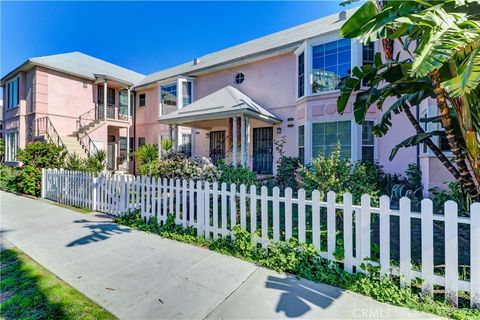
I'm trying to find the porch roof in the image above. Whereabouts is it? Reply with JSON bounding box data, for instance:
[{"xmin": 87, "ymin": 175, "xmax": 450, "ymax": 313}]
[{"xmin": 157, "ymin": 86, "xmax": 282, "ymax": 126}]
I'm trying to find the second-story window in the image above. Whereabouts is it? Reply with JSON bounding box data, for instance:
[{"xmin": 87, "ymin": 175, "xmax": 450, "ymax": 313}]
[
  {"xmin": 297, "ymin": 52, "xmax": 305, "ymax": 98},
  {"xmin": 139, "ymin": 93, "xmax": 146, "ymax": 107},
  {"xmin": 312, "ymin": 39, "xmax": 351, "ymax": 94},
  {"xmin": 161, "ymin": 83, "xmax": 177, "ymax": 115},
  {"xmin": 362, "ymin": 42, "xmax": 375, "ymax": 86},
  {"xmin": 6, "ymin": 77, "xmax": 19, "ymax": 110},
  {"xmin": 182, "ymin": 81, "xmax": 192, "ymax": 106}
]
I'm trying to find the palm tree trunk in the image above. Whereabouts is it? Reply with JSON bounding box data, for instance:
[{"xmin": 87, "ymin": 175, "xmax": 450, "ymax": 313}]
[
  {"xmin": 403, "ymin": 105, "xmax": 462, "ymax": 181},
  {"xmin": 430, "ymin": 70, "xmax": 480, "ymax": 200}
]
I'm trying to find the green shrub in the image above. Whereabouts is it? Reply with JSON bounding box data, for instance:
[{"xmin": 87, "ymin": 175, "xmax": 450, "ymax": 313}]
[
  {"xmin": 0, "ymin": 165, "xmax": 21, "ymax": 193},
  {"xmin": 141, "ymin": 152, "xmax": 219, "ymax": 182},
  {"xmin": 300, "ymin": 146, "xmax": 379, "ymax": 204},
  {"xmin": 17, "ymin": 142, "xmax": 67, "ymax": 169},
  {"xmin": 274, "ymin": 137, "xmax": 301, "ymax": 190},
  {"xmin": 18, "ymin": 165, "xmax": 41, "ymax": 196},
  {"xmin": 217, "ymin": 161, "xmax": 256, "ymax": 186}
]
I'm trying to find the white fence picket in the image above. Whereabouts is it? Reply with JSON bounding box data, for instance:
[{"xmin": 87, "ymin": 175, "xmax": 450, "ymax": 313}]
[
  {"xmin": 343, "ymin": 193, "xmax": 353, "ymax": 273},
  {"xmin": 379, "ymin": 195, "xmax": 390, "ymax": 277},
  {"xmin": 421, "ymin": 198, "xmax": 434, "ymax": 297},
  {"xmin": 230, "ymin": 183, "xmax": 237, "ymax": 238},
  {"xmin": 285, "ymin": 187, "xmax": 292, "ymax": 241},
  {"xmin": 327, "ymin": 191, "xmax": 336, "ymax": 260},
  {"xmin": 40, "ymin": 169, "xmax": 480, "ymax": 308},
  {"xmin": 471, "ymin": 203, "xmax": 480, "ymax": 309},
  {"xmin": 261, "ymin": 186, "xmax": 268, "ymax": 248},
  {"xmin": 399, "ymin": 197, "xmax": 411, "ymax": 288},
  {"xmin": 444, "ymin": 200, "xmax": 458, "ymax": 306},
  {"xmin": 311, "ymin": 190, "xmax": 320, "ymax": 250},
  {"xmin": 272, "ymin": 187, "xmax": 280, "ymax": 241},
  {"xmin": 298, "ymin": 189, "xmax": 306, "ymax": 243}
]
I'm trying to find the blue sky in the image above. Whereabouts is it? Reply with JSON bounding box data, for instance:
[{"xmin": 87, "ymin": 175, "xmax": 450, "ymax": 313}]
[{"xmin": 1, "ymin": 1, "xmax": 360, "ymax": 77}]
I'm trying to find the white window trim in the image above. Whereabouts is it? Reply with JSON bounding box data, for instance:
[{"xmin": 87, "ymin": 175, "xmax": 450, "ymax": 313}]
[
  {"xmin": 310, "ymin": 119, "xmax": 355, "ymax": 161},
  {"xmin": 6, "ymin": 76, "xmax": 20, "ymax": 110},
  {"xmin": 360, "ymin": 119, "xmax": 378, "ymax": 162},
  {"xmin": 294, "ymin": 41, "xmax": 307, "ymax": 101},
  {"xmin": 158, "ymin": 77, "xmax": 195, "ymax": 118},
  {"xmin": 5, "ymin": 130, "xmax": 19, "ymax": 162},
  {"xmin": 300, "ymin": 32, "xmax": 360, "ymax": 98}
]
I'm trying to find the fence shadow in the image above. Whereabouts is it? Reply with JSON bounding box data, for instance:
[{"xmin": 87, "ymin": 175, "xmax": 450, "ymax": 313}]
[
  {"xmin": 66, "ymin": 220, "xmax": 131, "ymax": 247},
  {"xmin": 265, "ymin": 275, "xmax": 342, "ymax": 317}
]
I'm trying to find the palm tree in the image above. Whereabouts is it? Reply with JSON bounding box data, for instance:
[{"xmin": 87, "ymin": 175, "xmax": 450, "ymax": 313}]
[{"xmin": 338, "ymin": 0, "xmax": 480, "ymax": 199}]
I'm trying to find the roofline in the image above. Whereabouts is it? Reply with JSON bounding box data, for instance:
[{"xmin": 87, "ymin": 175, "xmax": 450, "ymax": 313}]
[
  {"xmin": 135, "ymin": 41, "xmax": 302, "ymax": 89},
  {"xmin": 158, "ymin": 108, "xmax": 281, "ymax": 125}
]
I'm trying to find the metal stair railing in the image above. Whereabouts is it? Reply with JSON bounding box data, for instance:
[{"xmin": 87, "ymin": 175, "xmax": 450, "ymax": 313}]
[
  {"xmin": 36, "ymin": 117, "xmax": 66, "ymax": 149},
  {"xmin": 76, "ymin": 106, "xmax": 100, "ymax": 156}
]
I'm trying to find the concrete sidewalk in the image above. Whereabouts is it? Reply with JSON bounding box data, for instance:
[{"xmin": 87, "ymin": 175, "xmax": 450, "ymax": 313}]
[{"xmin": 0, "ymin": 191, "xmax": 441, "ymax": 319}]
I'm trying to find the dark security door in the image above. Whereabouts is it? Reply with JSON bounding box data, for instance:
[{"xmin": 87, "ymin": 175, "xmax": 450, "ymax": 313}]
[
  {"xmin": 209, "ymin": 131, "xmax": 225, "ymax": 166},
  {"xmin": 253, "ymin": 127, "xmax": 273, "ymax": 174}
]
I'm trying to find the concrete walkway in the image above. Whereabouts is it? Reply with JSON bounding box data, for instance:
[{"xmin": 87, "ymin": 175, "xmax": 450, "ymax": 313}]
[{"xmin": 0, "ymin": 191, "xmax": 441, "ymax": 319}]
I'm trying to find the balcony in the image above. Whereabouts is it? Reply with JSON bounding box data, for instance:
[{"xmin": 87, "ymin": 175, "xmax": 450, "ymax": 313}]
[{"xmin": 96, "ymin": 103, "xmax": 130, "ymax": 122}]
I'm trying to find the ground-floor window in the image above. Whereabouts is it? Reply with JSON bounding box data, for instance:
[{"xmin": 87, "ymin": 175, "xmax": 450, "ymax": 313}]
[
  {"xmin": 180, "ymin": 133, "xmax": 192, "ymax": 157},
  {"xmin": 298, "ymin": 125, "xmax": 305, "ymax": 164},
  {"xmin": 138, "ymin": 137, "xmax": 146, "ymax": 148},
  {"xmin": 119, "ymin": 137, "xmax": 127, "ymax": 162},
  {"xmin": 5, "ymin": 130, "xmax": 19, "ymax": 162},
  {"xmin": 312, "ymin": 121, "xmax": 351, "ymax": 159},
  {"xmin": 362, "ymin": 121, "xmax": 375, "ymax": 162}
]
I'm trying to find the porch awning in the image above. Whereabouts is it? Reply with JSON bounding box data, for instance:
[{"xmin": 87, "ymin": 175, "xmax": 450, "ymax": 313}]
[{"xmin": 157, "ymin": 85, "xmax": 282, "ymax": 125}]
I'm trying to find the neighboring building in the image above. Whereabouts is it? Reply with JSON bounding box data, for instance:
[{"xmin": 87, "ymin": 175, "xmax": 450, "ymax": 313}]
[
  {"xmin": 0, "ymin": 99, "xmax": 3, "ymax": 139},
  {"xmin": 0, "ymin": 9, "xmax": 452, "ymax": 193}
]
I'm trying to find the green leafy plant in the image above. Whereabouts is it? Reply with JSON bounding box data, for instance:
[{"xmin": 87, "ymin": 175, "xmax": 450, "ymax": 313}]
[
  {"xmin": 217, "ymin": 161, "xmax": 257, "ymax": 186},
  {"xmin": 0, "ymin": 138, "xmax": 5, "ymax": 164},
  {"xmin": 0, "ymin": 165, "xmax": 21, "ymax": 193},
  {"xmin": 18, "ymin": 165, "xmax": 41, "ymax": 196},
  {"xmin": 135, "ymin": 144, "xmax": 158, "ymax": 166},
  {"xmin": 85, "ymin": 150, "xmax": 106, "ymax": 175},
  {"xmin": 274, "ymin": 137, "xmax": 301, "ymax": 191},
  {"xmin": 160, "ymin": 138, "xmax": 173, "ymax": 153},
  {"xmin": 300, "ymin": 146, "xmax": 379, "ymax": 204},
  {"xmin": 17, "ymin": 142, "xmax": 67, "ymax": 169},
  {"xmin": 64, "ymin": 153, "xmax": 85, "ymax": 171}
]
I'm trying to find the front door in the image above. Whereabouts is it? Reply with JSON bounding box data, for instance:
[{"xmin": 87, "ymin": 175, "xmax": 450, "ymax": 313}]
[
  {"xmin": 107, "ymin": 135, "xmax": 115, "ymax": 170},
  {"xmin": 253, "ymin": 127, "xmax": 273, "ymax": 174},
  {"xmin": 209, "ymin": 131, "xmax": 225, "ymax": 166}
]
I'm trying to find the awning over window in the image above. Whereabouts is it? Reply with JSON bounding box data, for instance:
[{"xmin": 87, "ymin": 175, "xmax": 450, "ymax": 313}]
[{"xmin": 157, "ymin": 85, "xmax": 282, "ymax": 125}]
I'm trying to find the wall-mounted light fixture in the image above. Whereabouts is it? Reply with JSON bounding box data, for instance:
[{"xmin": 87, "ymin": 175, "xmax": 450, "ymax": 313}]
[
  {"xmin": 206, "ymin": 133, "xmax": 210, "ymax": 139},
  {"xmin": 287, "ymin": 124, "xmax": 294, "ymax": 128},
  {"xmin": 83, "ymin": 82, "xmax": 88, "ymax": 88},
  {"xmin": 276, "ymin": 127, "xmax": 282, "ymax": 134},
  {"xmin": 287, "ymin": 117, "xmax": 294, "ymax": 122}
]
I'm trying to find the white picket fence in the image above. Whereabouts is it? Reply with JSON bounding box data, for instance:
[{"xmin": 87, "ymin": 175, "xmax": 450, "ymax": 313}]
[{"xmin": 41, "ymin": 168, "xmax": 480, "ymax": 309}]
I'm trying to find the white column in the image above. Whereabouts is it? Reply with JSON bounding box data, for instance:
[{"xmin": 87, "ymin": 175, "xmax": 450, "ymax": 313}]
[
  {"xmin": 103, "ymin": 80, "xmax": 108, "ymax": 120},
  {"xmin": 127, "ymin": 87, "xmax": 131, "ymax": 119},
  {"xmin": 173, "ymin": 124, "xmax": 179, "ymax": 151},
  {"xmin": 304, "ymin": 107, "xmax": 312, "ymax": 164},
  {"xmin": 245, "ymin": 116, "xmax": 251, "ymax": 169},
  {"xmin": 240, "ymin": 115, "xmax": 246, "ymax": 167},
  {"xmin": 232, "ymin": 117, "xmax": 238, "ymax": 166},
  {"xmin": 126, "ymin": 127, "xmax": 130, "ymax": 169},
  {"xmin": 177, "ymin": 78, "xmax": 184, "ymax": 110}
]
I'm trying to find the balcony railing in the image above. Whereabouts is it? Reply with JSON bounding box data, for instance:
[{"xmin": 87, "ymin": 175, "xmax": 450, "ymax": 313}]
[{"xmin": 96, "ymin": 103, "xmax": 130, "ymax": 121}]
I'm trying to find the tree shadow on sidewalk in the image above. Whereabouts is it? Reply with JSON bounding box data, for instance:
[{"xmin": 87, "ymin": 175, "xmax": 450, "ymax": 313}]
[
  {"xmin": 66, "ymin": 219, "xmax": 131, "ymax": 247},
  {"xmin": 266, "ymin": 275, "xmax": 343, "ymax": 318}
]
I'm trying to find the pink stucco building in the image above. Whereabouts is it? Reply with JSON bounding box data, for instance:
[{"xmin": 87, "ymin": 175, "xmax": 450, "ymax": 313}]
[{"xmin": 1, "ymin": 9, "xmax": 452, "ymax": 193}]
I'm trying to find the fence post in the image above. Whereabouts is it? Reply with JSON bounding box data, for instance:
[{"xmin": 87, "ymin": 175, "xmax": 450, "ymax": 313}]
[
  {"xmin": 196, "ymin": 181, "xmax": 204, "ymax": 237},
  {"xmin": 471, "ymin": 203, "xmax": 480, "ymax": 309},
  {"xmin": 327, "ymin": 191, "xmax": 336, "ymax": 261},
  {"xmin": 343, "ymin": 192, "xmax": 353, "ymax": 273},
  {"xmin": 41, "ymin": 168, "xmax": 46, "ymax": 198}
]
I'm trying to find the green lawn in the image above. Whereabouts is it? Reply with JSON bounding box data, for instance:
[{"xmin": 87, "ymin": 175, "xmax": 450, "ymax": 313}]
[{"xmin": 0, "ymin": 247, "xmax": 116, "ymax": 320}]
